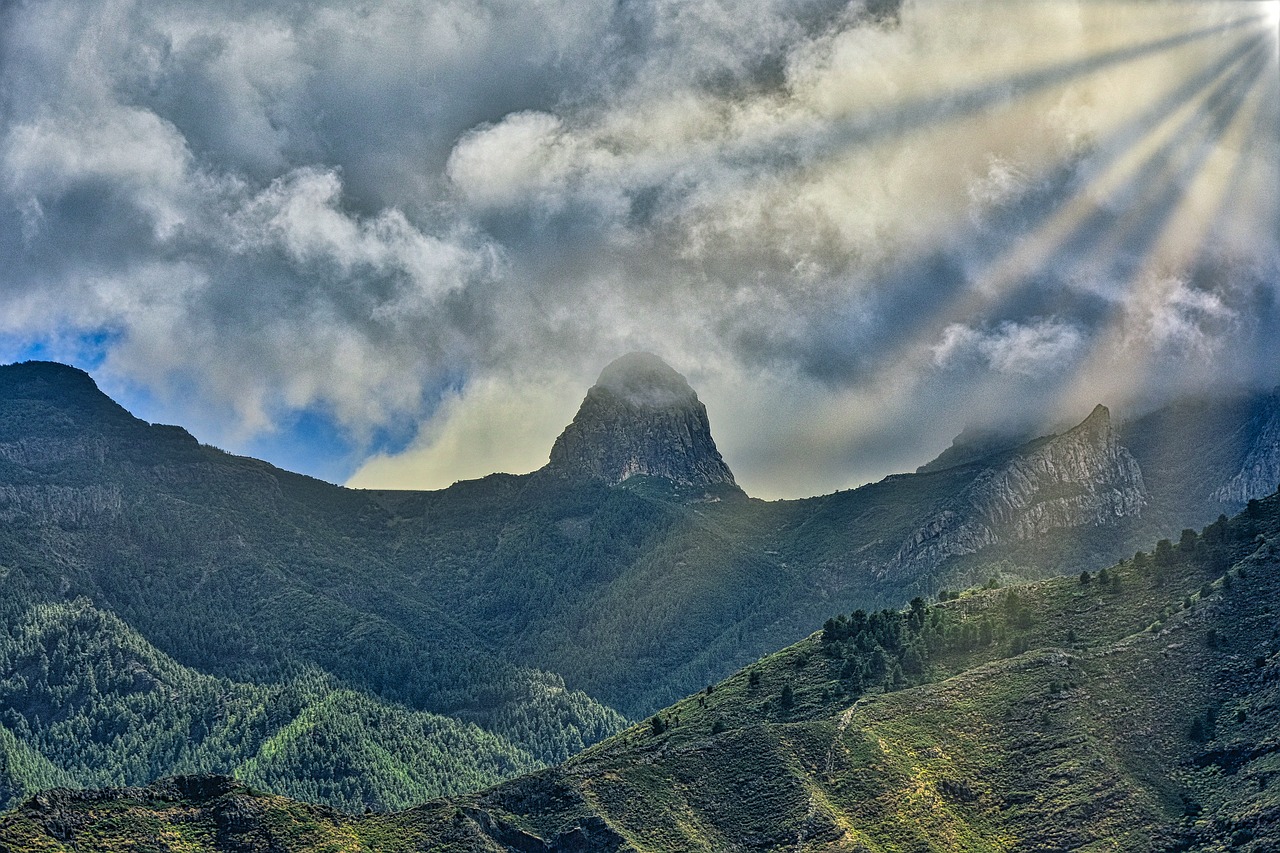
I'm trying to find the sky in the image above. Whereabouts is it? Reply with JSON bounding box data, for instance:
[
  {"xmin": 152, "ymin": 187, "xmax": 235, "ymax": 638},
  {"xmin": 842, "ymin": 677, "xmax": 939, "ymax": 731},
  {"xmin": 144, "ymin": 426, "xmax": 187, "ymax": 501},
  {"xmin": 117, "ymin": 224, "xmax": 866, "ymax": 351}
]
[{"xmin": 1, "ymin": 0, "xmax": 1277, "ymax": 499}]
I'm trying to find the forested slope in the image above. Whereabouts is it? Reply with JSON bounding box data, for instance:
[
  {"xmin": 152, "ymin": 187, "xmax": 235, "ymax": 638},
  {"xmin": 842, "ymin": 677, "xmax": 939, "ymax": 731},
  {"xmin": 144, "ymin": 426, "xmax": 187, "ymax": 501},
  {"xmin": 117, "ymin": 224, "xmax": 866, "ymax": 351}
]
[{"xmin": 0, "ymin": 596, "xmax": 540, "ymax": 812}]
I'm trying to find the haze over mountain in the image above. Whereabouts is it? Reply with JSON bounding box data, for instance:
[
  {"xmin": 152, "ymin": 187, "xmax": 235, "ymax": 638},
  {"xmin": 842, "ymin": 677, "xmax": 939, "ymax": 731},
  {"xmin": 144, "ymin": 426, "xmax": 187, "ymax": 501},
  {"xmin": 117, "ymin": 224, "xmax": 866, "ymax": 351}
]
[
  {"xmin": 545, "ymin": 353, "xmax": 739, "ymax": 491},
  {"xmin": 1, "ymin": 354, "xmax": 1279, "ymax": 820}
]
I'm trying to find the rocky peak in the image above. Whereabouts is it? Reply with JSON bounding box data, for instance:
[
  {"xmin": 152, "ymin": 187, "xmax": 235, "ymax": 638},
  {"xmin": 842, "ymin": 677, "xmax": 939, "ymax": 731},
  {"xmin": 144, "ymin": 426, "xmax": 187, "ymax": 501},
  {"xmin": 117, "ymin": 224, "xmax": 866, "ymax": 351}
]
[
  {"xmin": 887, "ymin": 403, "xmax": 1148, "ymax": 577},
  {"xmin": 545, "ymin": 353, "xmax": 739, "ymax": 491},
  {"xmin": 978, "ymin": 403, "xmax": 1146, "ymax": 525},
  {"xmin": 593, "ymin": 352, "xmax": 699, "ymax": 406},
  {"xmin": 1068, "ymin": 403, "xmax": 1111, "ymax": 437}
]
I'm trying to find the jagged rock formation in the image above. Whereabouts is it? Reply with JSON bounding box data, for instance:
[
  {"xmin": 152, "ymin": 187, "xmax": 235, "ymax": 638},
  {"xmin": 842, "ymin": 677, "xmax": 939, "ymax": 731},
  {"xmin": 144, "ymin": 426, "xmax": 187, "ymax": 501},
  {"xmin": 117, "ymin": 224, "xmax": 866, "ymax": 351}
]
[
  {"xmin": 888, "ymin": 405, "xmax": 1147, "ymax": 577},
  {"xmin": 544, "ymin": 353, "xmax": 739, "ymax": 491}
]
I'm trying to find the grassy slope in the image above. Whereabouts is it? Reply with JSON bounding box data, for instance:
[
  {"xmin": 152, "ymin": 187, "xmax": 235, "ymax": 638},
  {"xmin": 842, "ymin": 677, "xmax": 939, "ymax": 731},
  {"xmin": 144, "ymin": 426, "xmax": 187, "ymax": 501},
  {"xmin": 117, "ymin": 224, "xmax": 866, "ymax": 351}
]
[
  {"xmin": 6, "ymin": 493, "xmax": 1278, "ymax": 851},
  {"xmin": 510, "ymin": 497, "xmax": 1275, "ymax": 851}
]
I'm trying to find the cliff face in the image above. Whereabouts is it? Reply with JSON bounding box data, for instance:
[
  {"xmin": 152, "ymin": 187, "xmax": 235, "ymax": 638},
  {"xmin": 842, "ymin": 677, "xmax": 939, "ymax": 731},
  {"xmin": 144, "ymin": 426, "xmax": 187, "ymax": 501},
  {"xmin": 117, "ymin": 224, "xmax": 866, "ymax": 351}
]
[
  {"xmin": 1213, "ymin": 393, "xmax": 1280, "ymax": 506},
  {"xmin": 545, "ymin": 353, "xmax": 739, "ymax": 491},
  {"xmin": 888, "ymin": 405, "xmax": 1147, "ymax": 576}
]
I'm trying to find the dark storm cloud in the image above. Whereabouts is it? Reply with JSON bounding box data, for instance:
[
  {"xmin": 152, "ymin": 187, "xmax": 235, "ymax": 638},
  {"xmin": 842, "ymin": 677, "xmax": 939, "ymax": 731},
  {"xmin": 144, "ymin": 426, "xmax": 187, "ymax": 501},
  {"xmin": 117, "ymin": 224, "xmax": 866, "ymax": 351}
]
[{"xmin": 0, "ymin": 0, "xmax": 1276, "ymax": 497}]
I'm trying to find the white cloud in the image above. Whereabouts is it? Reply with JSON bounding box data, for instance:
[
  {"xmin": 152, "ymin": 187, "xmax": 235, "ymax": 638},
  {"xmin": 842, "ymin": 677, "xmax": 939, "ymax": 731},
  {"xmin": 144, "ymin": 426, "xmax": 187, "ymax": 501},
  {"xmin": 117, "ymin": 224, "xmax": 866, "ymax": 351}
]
[
  {"xmin": 4, "ymin": 106, "xmax": 195, "ymax": 237},
  {"xmin": 0, "ymin": 0, "xmax": 1276, "ymax": 495},
  {"xmin": 934, "ymin": 319, "xmax": 1087, "ymax": 378},
  {"xmin": 447, "ymin": 112, "xmax": 572, "ymax": 206},
  {"xmin": 348, "ymin": 373, "xmax": 587, "ymax": 490},
  {"xmin": 235, "ymin": 167, "xmax": 485, "ymax": 299},
  {"xmin": 1126, "ymin": 274, "xmax": 1238, "ymax": 359}
]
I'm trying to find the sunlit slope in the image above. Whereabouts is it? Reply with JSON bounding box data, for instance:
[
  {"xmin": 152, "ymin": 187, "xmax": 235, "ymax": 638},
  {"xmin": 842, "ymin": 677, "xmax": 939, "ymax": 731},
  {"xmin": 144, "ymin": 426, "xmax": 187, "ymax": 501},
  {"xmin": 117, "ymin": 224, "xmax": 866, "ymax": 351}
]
[
  {"xmin": 6, "ymin": 491, "xmax": 1279, "ymax": 850},
  {"xmin": 423, "ymin": 496, "xmax": 1277, "ymax": 851}
]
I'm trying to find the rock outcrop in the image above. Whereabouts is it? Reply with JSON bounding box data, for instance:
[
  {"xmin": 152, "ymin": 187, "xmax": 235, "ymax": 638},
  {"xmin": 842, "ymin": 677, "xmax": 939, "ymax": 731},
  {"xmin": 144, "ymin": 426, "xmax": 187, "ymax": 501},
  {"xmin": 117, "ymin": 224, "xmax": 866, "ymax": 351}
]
[
  {"xmin": 544, "ymin": 353, "xmax": 739, "ymax": 491},
  {"xmin": 1212, "ymin": 392, "xmax": 1280, "ymax": 506},
  {"xmin": 888, "ymin": 405, "xmax": 1147, "ymax": 577}
]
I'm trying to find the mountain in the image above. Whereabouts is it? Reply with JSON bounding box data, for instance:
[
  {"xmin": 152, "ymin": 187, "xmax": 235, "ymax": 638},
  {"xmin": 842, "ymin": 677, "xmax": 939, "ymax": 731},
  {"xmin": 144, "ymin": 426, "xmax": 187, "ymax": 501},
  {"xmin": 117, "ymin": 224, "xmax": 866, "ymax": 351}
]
[
  {"xmin": 0, "ymin": 360, "xmax": 626, "ymax": 809},
  {"xmin": 885, "ymin": 404, "xmax": 1147, "ymax": 580},
  {"xmin": 7, "ymin": 489, "xmax": 1278, "ymax": 851},
  {"xmin": 545, "ymin": 352, "xmax": 739, "ymax": 493},
  {"xmin": 0, "ymin": 357, "xmax": 1278, "ymax": 814},
  {"xmin": 1121, "ymin": 387, "xmax": 1280, "ymax": 527}
]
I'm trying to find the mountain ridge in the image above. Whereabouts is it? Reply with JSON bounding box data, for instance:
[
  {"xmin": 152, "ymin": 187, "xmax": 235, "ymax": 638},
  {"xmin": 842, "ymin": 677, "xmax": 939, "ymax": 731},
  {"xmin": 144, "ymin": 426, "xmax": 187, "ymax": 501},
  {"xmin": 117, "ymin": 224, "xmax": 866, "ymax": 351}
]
[
  {"xmin": 1, "ymin": 356, "xmax": 1279, "ymax": 816},
  {"xmin": 884, "ymin": 403, "xmax": 1147, "ymax": 581}
]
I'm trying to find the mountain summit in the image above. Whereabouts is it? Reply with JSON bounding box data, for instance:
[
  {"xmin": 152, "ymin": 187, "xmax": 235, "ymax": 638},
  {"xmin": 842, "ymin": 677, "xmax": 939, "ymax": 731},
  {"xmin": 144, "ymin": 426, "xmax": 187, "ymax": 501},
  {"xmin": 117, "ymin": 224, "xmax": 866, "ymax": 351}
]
[{"xmin": 545, "ymin": 352, "xmax": 739, "ymax": 491}]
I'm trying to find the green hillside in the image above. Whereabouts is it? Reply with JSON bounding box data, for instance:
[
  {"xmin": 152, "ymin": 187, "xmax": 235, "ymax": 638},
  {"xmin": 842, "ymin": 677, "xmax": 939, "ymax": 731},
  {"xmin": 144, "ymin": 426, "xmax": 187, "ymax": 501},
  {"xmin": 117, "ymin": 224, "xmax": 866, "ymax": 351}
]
[
  {"xmin": 6, "ymin": 490, "xmax": 1279, "ymax": 850},
  {"xmin": 2, "ymin": 359, "xmax": 1277, "ymax": 815},
  {"xmin": 0, "ymin": 596, "xmax": 541, "ymax": 813},
  {"xmin": 0, "ymin": 362, "xmax": 628, "ymax": 789}
]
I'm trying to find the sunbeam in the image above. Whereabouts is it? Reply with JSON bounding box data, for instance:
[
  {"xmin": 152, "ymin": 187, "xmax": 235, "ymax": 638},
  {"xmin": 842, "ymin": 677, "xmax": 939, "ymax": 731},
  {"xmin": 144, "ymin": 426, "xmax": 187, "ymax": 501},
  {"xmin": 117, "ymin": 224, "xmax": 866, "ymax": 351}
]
[{"xmin": 765, "ymin": 0, "xmax": 1280, "ymax": 481}]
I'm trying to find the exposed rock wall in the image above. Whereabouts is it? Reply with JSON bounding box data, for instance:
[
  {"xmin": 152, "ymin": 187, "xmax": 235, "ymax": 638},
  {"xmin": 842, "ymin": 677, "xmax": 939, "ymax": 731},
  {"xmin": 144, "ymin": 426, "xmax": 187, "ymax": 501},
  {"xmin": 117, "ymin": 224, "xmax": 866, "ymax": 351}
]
[
  {"xmin": 0, "ymin": 436, "xmax": 110, "ymax": 466},
  {"xmin": 1213, "ymin": 400, "xmax": 1280, "ymax": 506},
  {"xmin": 545, "ymin": 353, "xmax": 738, "ymax": 490},
  {"xmin": 887, "ymin": 405, "xmax": 1147, "ymax": 577},
  {"xmin": 0, "ymin": 484, "xmax": 123, "ymax": 525}
]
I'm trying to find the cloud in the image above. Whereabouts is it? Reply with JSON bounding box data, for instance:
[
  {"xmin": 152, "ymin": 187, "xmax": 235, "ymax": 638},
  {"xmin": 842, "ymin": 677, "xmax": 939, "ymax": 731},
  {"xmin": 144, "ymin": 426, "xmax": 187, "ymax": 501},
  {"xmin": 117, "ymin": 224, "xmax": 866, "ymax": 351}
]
[
  {"xmin": 4, "ymin": 106, "xmax": 193, "ymax": 236},
  {"xmin": 348, "ymin": 372, "xmax": 587, "ymax": 489},
  {"xmin": 0, "ymin": 0, "xmax": 1276, "ymax": 497},
  {"xmin": 933, "ymin": 319, "xmax": 1087, "ymax": 378},
  {"xmin": 448, "ymin": 112, "xmax": 572, "ymax": 207}
]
